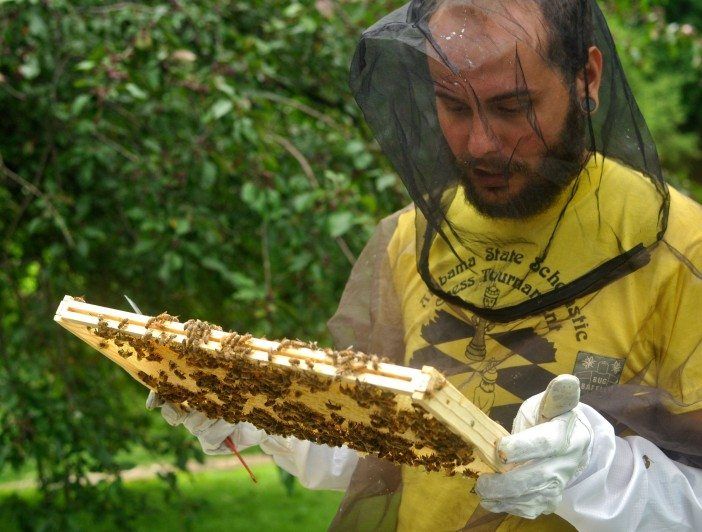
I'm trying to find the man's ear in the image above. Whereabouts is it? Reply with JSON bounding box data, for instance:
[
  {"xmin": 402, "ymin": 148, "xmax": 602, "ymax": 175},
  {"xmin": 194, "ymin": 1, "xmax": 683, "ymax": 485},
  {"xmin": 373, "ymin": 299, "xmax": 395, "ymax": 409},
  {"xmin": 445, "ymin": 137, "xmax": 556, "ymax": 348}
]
[{"xmin": 577, "ymin": 46, "xmax": 603, "ymax": 108}]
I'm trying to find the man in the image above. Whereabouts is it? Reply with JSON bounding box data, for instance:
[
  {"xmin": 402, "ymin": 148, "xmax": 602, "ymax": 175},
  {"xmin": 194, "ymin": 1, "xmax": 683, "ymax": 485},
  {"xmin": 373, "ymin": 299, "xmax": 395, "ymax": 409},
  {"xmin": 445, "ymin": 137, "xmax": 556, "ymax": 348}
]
[{"xmin": 153, "ymin": 0, "xmax": 702, "ymax": 529}]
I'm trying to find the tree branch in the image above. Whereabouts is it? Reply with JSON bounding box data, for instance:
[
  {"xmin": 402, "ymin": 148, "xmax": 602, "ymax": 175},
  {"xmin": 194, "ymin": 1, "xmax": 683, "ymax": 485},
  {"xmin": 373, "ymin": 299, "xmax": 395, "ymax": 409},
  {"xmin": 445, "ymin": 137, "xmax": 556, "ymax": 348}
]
[
  {"xmin": 265, "ymin": 133, "xmax": 355, "ymax": 265},
  {"xmin": 0, "ymin": 82, "xmax": 27, "ymax": 101},
  {"xmin": 252, "ymin": 91, "xmax": 347, "ymax": 133},
  {"xmin": 93, "ymin": 130, "xmax": 140, "ymax": 163},
  {"xmin": 0, "ymin": 154, "xmax": 75, "ymax": 248},
  {"xmin": 266, "ymin": 133, "xmax": 320, "ymax": 187},
  {"xmin": 81, "ymin": 2, "xmax": 154, "ymax": 14}
]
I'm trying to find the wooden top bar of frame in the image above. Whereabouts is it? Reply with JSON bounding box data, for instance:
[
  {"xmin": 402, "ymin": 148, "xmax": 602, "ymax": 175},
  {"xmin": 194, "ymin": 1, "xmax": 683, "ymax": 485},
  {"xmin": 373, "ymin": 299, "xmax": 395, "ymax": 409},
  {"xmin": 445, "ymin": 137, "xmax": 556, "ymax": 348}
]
[{"xmin": 54, "ymin": 296, "xmax": 510, "ymax": 475}]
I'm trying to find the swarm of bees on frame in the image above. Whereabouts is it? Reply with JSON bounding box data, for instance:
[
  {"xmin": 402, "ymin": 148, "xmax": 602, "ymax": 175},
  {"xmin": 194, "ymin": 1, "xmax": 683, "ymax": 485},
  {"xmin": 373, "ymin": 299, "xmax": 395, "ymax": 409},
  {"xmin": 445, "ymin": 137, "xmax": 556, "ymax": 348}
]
[{"xmin": 89, "ymin": 312, "xmax": 479, "ymax": 477}]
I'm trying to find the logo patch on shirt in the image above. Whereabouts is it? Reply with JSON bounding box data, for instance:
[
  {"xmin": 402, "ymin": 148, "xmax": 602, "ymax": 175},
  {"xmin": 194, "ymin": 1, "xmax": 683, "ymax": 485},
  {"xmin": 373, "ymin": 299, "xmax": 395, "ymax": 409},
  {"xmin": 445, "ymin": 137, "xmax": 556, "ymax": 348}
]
[{"xmin": 572, "ymin": 351, "xmax": 625, "ymax": 392}]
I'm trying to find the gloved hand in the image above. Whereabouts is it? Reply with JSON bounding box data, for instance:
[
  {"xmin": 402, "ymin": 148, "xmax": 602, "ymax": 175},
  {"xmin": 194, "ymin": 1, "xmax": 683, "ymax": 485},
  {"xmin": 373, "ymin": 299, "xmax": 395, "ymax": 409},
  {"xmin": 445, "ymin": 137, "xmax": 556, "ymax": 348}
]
[
  {"xmin": 475, "ymin": 374, "xmax": 594, "ymax": 519},
  {"xmin": 146, "ymin": 391, "xmax": 264, "ymax": 455}
]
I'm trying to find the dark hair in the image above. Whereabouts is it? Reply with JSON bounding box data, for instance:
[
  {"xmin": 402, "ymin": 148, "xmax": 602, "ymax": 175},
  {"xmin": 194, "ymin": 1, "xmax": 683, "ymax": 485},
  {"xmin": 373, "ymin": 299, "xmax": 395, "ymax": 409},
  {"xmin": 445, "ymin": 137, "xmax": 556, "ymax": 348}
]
[{"xmin": 535, "ymin": 0, "xmax": 595, "ymax": 82}]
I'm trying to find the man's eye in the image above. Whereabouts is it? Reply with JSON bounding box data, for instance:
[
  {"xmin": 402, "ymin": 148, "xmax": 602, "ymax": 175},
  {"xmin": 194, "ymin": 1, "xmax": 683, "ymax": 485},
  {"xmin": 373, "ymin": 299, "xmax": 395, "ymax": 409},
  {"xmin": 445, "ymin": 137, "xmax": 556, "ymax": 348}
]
[
  {"xmin": 496, "ymin": 106, "xmax": 523, "ymax": 115},
  {"xmin": 440, "ymin": 99, "xmax": 469, "ymax": 113}
]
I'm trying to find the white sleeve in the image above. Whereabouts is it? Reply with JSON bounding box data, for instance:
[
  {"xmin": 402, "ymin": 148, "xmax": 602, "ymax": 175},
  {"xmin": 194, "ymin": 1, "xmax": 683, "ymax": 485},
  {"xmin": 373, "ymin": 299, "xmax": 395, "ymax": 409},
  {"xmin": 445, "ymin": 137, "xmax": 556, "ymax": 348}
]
[
  {"xmin": 556, "ymin": 404, "xmax": 702, "ymax": 531},
  {"xmin": 228, "ymin": 422, "xmax": 359, "ymax": 491}
]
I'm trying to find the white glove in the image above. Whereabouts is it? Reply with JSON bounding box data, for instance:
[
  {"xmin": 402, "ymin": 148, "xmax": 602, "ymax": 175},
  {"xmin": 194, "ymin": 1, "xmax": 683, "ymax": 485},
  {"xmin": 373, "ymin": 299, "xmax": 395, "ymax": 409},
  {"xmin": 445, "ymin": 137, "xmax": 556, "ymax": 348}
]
[
  {"xmin": 146, "ymin": 391, "xmax": 265, "ymax": 455},
  {"xmin": 145, "ymin": 391, "xmax": 358, "ymax": 490},
  {"xmin": 476, "ymin": 375, "xmax": 593, "ymax": 519}
]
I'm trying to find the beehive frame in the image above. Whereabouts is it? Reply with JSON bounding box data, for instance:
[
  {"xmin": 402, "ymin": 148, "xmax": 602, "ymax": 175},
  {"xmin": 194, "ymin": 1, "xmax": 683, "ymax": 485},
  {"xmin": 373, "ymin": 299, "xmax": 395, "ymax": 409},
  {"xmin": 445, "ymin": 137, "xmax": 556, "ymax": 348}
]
[{"xmin": 54, "ymin": 296, "xmax": 509, "ymax": 475}]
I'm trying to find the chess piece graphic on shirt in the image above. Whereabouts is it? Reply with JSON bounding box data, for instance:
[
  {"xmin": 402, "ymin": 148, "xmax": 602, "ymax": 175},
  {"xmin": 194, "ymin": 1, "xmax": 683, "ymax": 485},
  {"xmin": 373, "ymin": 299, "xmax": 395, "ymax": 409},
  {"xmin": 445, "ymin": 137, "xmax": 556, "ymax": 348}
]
[
  {"xmin": 472, "ymin": 361, "xmax": 499, "ymax": 414},
  {"xmin": 465, "ymin": 285, "xmax": 499, "ymax": 361}
]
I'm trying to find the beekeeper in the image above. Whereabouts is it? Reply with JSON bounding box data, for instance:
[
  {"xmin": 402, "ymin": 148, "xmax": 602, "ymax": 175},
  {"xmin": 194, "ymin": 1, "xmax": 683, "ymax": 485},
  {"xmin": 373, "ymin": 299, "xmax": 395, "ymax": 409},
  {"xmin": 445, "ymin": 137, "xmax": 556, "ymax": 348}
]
[{"xmin": 151, "ymin": 0, "xmax": 702, "ymax": 529}]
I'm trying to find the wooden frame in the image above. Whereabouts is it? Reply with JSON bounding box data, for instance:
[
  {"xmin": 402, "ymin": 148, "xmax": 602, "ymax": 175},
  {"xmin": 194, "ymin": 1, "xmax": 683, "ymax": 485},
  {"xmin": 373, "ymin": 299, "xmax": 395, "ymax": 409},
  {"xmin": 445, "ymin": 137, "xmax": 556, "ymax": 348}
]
[{"xmin": 54, "ymin": 296, "xmax": 509, "ymax": 475}]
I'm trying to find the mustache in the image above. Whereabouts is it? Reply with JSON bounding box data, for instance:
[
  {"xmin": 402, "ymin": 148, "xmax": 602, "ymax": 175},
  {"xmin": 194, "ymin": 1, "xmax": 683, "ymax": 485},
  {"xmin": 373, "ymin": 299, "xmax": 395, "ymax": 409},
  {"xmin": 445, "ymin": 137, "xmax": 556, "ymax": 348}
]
[{"xmin": 456, "ymin": 156, "xmax": 531, "ymax": 177}]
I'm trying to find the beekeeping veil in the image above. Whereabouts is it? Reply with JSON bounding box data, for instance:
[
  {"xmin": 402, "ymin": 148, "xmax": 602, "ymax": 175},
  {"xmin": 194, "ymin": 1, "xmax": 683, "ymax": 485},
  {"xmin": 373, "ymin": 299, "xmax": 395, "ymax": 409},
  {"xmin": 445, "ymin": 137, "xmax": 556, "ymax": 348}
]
[
  {"xmin": 326, "ymin": 0, "xmax": 702, "ymax": 530},
  {"xmin": 349, "ymin": 0, "xmax": 668, "ymax": 321}
]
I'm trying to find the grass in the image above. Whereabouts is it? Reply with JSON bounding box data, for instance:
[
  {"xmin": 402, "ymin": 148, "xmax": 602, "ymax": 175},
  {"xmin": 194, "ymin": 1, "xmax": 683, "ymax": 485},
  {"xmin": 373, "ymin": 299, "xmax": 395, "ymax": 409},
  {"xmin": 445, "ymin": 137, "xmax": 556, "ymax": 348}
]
[
  {"xmin": 0, "ymin": 462, "xmax": 344, "ymax": 531},
  {"xmin": 0, "ymin": 439, "xmax": 262, "ymax": 485},
  {"xmin": 0, "ymin": 460, "xmax": 36, "ymax": 484}
]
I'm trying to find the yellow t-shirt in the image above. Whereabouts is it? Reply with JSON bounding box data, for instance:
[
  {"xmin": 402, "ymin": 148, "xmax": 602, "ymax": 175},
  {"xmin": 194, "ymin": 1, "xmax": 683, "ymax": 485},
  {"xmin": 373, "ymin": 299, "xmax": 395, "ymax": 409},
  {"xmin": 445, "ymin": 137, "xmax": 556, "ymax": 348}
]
[{"xmin": 382, "ymin": 157, "xmax": 702, "ymax": 530}]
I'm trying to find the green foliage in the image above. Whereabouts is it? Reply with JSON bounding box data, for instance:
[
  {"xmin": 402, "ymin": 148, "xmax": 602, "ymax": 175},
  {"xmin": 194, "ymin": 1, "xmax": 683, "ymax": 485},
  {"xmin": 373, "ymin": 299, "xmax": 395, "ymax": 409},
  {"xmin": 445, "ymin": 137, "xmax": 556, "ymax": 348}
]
[
  {"xmin": 604, "ymin": 0, "xmax": 702, "ymax": 186},
  {"xmin": 0, "ymin": 462, "xmax": 344, "ymax": 531},
  {"xmin": 0, "ymin": 0, "xmax": 405, "ymax": 527}
]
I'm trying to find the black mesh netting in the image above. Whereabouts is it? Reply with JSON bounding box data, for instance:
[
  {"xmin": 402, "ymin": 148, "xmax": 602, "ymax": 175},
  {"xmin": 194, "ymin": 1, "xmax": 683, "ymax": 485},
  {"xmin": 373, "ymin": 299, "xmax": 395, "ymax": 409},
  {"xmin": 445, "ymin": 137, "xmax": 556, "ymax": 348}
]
[
  {"xmin": 349, "ymin": 0, "xmax": 668, "ymax": 322},
  {"xmin": 326, "ymin": 0, "xmax": 702, "ymax": 530}
]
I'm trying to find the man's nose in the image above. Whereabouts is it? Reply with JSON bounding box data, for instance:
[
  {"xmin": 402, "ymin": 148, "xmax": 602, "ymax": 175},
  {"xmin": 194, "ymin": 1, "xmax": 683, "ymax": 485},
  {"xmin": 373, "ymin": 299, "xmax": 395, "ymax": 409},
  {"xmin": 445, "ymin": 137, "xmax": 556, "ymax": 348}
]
[{"xmin": 467, "ymin": 116, "xmax": 501, "ymax": 158}]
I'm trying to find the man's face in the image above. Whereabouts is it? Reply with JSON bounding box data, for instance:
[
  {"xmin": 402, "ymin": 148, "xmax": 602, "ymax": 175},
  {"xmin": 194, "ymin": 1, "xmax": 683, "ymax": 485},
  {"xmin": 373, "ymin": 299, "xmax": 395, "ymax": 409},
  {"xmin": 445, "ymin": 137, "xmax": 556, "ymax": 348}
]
[{"xmin": 428, "ymin": 2, "xmax": 587, "ymax": 219}]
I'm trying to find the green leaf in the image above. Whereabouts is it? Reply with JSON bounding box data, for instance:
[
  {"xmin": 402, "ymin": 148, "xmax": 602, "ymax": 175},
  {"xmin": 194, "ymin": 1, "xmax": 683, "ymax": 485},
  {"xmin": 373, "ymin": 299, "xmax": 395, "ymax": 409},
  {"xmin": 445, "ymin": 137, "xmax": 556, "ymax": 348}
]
[
  {"xmin": 353, "ymin": 152, "xmax": 373, "ymax": 170},
  {"xmin": 327, "ymin": 211, "xmax": 354, "ymax": 237},
  {"xmin": 28, "ymin": 12, "xmax": 48, "ymax": 37},
  {"xmin": 344, "ymin": 140, "xmax": 365, "ymax": 155},
  {"xmin": 229, "ymin": 271, "xmax": 257, "ymax": 289},
  {"xmin": 228, "ymin": 271, "xmax": 266, "ymax": 302},
  {"xmin": 171, "ymin": 218, "xmax": 191, "ymax": 235},
  {"xmin": 75, "ymin": 60, "xmax": 95, "ymax": 71},
  {"xmin": 71, "ymin": 94, "xmax": 91, "ymax": 116},
  {"xmin": 201, "ymin": 160, "xmax": 217, "ymax": 189},
  {"xmin": 241, "ymin": 182, "xmax": 264, "ymax": 211},
  {"xmin": 200, "ymin": 257, "xmax": 246, "ymax": 288},
  {"xmin": 291, "ymin": 192, "xmax": 315, "ymax": 212},
  {"xmin": 375, "ymin": 173, "xmax": 396, "ymax": 191},
  {"xmin": 133, "ymin": 239, "xmax": 155, "ymax": 254},
  {"xmin": 19, "ymin": 261, "xmax": 40, "ymax": 296},
  {"xmin": 19, "ymin": 56, "xmax": 40, "ymax": 79},
  {"xmin": 283, "ymin": 3, "xmax": 303, "ymax": 18},
  {"xmin": 125, "ymin": 83, "xmax": 147, "ymax": 100},
  {"xmin": 208, "ymin": 99, "xmax": 233, "ymax": 121},
  {"xmin": 295, "ymin": 16, "xmax": 318, "ymax": 33},
  {"xmin": 214, "ymin": 76, "xmax": 235, "ymax": 96},
  {"xmin": 289, "ymin": 251, "xmax": 312, "ymax": 272}
]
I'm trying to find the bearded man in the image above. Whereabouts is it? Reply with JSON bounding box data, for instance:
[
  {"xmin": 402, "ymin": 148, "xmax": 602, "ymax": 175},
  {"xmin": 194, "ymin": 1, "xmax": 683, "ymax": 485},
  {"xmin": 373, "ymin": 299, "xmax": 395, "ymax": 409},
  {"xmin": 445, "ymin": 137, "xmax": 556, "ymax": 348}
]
[{"xmin": 152, "ymin": 0, "xmax": 702, "ymax": 529}]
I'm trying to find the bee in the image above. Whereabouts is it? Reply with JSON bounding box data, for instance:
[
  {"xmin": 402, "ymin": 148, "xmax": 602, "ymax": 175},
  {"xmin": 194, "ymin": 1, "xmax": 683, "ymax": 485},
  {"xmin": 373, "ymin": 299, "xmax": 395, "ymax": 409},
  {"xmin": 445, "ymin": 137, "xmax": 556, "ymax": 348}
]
[
  {"xmin": 264, "ymin": 397, "xmax": 277, "ymax": 408},
  {"xmin": 643, "ymin": 455, "xmax": 653, "ymax": 469},
  {"xmin": 369, "ymin": 415, "xmax": 384, "ymax": 429},
  {"xmin": 330, "ymin": 412, "xmax": 345, "ymax": 425},
  {"xmin": 138, "ymin": 371, "xmax": 157, "ymax": 388},
  {"xmin": 277, "ymin": 339, "xmax": 293, "ymax": 351},
  {"xmin": 146, "ymin": 351, "xmax": 163, "ymax": 362},
  {"xmin": 325, "ymin": 400, "xmax": 342, "ymax": 411},
  {"xmin": 145, "ymin": 312, "xmax": 177, "ymax": 329}
]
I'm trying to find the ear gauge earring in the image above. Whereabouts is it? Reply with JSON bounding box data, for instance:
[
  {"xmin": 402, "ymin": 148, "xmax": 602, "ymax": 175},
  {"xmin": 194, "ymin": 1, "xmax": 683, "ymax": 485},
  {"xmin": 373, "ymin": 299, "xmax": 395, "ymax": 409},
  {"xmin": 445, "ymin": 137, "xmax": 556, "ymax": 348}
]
[{"xmin": 581, "ymin": 97, "xmax": 598, "ymax": 113}]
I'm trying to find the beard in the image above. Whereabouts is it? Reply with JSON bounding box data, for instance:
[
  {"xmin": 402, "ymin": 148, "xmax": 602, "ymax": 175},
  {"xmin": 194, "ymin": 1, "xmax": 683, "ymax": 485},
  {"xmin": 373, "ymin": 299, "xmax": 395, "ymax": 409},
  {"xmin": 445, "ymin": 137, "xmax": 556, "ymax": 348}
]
[{"xmin": 457, "ymin": 96, "xmax": 588, "ymax": 220}]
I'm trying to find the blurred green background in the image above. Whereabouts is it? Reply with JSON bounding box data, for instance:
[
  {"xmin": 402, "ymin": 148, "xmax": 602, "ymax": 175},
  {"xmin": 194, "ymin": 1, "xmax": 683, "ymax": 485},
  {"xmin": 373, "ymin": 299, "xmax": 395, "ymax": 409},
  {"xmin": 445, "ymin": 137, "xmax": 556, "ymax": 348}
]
[{"xmin": 1, "ymin": 0, "xmax": 701, "ymax": 529}]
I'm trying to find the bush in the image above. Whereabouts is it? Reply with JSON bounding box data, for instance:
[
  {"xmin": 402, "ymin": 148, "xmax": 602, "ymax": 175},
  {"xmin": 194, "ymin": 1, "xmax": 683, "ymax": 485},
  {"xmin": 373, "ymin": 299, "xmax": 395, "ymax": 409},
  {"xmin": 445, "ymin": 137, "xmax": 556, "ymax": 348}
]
[{"xmin": 0, "ymin": 0, "xmax": 405, "ymax": 527}]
